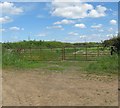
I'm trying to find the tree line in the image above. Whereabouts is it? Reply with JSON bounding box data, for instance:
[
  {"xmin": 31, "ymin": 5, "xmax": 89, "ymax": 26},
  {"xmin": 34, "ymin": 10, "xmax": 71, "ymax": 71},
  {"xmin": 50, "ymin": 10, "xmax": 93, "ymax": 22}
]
[
  {"xmin": 2, "ymin": 40, "xmax": 101, "ymax": 49},
  {"xmin": 2, "ymin": 34, "xmax": 120, "ymax": 55}
]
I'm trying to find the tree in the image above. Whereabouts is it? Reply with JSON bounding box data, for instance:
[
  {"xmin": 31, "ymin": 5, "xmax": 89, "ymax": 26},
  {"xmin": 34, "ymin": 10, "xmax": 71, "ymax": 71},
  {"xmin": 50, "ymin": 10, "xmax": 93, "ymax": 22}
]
[{"xmin": 102, "ymin": 34, "xmax": 120, "ymax": 54}]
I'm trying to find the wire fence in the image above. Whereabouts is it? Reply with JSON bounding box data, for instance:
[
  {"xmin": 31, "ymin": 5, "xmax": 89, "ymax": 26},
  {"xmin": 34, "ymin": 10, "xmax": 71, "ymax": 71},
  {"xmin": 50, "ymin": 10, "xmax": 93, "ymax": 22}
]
[{"xmin": 3, "ymin": 45, "xmax": 110, "ymax": 61}]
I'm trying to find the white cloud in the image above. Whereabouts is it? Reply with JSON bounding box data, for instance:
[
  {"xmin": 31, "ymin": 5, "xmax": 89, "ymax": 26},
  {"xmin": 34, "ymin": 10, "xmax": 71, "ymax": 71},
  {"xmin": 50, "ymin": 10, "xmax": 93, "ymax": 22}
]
[
  {"xmin": 47, "ymin": 25, "xmax": 64, "ymax": 30},
  {"xmin": 88, "ymin": 5, "xmax": 107, "ymax": 18},
  {"xmin": 110, "ymin": 20, "xmax": 117, "ymax": 25},
  {"xmin": 0, "ymin": 28, "xmax": 5, "ymax": 32},
  {"xmin": 52, "ymin": 0, "xmax": 80, "ymax": 2},
  {"xmin": 106, "ymin": 34, "xmax": 114, "ymax": 38},
  {"xmin": 115, "ymin": 31, "xmax": 118, "ymax": 34},
  {"xmin": 36, "ymin": 33, "xmax": 46, "ymax": 37},
  {"xmin": 91, "ymin": 24, "xmax": 102, "ymax": 29},
  {"xmin": 0, "ymin": 16, "xmax": 13, "ymax": 24},
  {"xmin": 68, "ymin": 32, "xmax": 79, "ymax": 36},
  {"xmin": 51, "ymin": 2, "xmax": 107, "ymax": 19},
  {"xmin": 108, "ymin": 28, "xmax": 113, "ymax": 32},
  {"xmin": 9, "ymin": 26, "xmax": 24, "ymax": 31},
  {"xmin": 80, "ymin": 35, "xmax": 86, "ymax": 38},
  {"xmin": 106, "ymin": 33, "xmax": 117, "ymax": 38},
  {"xmin": 0, "ymin": 2, "xmax": 23, "ymax": 15},
  {"xmin": 54, "ymin": 19, "xmax": 75, "ymax": 25},
  {"xmin": 74, "ymin": 23, "xmax": 86, "ymax": 28},
  {"xmin": 9, "ymin": 27, "xmax": 20, "ymax": 31},
  {"xmin": 109, "ymin": 9, "xmax": 117, "ymax": 16}
]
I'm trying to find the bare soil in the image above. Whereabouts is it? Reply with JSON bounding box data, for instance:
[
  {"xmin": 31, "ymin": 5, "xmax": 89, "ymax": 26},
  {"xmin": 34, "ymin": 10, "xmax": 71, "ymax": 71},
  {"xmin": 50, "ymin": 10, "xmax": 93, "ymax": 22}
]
[{"xmin": 2, "ymin": 69, "xmax": 118, "ymax": 106}]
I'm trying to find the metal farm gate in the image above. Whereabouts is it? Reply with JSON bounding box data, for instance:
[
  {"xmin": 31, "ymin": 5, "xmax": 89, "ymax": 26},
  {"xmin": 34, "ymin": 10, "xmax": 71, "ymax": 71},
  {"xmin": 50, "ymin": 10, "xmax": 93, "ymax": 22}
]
[
  {"xmin": 3, "ymin": 45, "xmax": 110, "ymax": 61},
  {"xmin": 61, "ymin": 46, "xmax": 110, "ymax": 61}
]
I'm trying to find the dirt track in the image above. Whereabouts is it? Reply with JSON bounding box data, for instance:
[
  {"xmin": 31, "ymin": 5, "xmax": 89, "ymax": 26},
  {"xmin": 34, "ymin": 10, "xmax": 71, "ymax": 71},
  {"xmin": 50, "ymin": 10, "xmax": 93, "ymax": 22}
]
[{"xmin": 2, "ymin": 69, "xmax": 118, "ymax": 106}]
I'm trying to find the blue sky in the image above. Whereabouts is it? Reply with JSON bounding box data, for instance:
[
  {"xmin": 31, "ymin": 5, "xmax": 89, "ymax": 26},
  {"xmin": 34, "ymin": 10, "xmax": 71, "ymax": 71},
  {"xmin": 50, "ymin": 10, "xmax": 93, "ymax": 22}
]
[{"xmin": 0, "ymin": 1, "xmax": 118, "ymax": 43}]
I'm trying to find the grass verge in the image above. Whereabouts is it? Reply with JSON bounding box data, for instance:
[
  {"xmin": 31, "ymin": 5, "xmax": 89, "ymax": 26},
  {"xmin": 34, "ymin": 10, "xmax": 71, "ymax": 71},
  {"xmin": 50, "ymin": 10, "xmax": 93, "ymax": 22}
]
[
  {"xmin": 86, "ymin": 54, "xmax": 118, "ymax": 75},
  {"xmin": 2, "ymin": 51, "xmax": 118, "ymax": 75}
]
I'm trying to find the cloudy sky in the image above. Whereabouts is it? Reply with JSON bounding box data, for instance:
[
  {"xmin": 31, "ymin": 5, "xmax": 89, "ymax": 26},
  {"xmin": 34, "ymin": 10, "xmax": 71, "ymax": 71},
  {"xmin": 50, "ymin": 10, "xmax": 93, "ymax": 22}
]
[{"xmin": 0, "ymin": 1, "xmax": 118, "ymax": 43}]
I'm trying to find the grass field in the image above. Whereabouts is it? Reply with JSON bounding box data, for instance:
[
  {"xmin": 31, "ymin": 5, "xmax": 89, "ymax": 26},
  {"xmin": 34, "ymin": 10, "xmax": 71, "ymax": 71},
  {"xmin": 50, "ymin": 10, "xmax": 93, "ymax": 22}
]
[{"xmin": 2, "ymin": 46, "xmax": 118, "ymax": 75}]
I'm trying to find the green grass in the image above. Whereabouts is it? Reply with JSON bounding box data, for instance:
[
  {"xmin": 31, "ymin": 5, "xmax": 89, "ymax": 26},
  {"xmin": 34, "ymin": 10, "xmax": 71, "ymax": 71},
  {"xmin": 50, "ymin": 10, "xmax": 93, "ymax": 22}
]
[
  {"xmin": 20, "ymin": 48, "xmax": 62, "ymax": 61},
  {"xmin": 86, "ymin": 54, "xmax": 118, "ymax": 75},
  {"xmin": 2, "ymin": 47, "xmax": 118, "ymax": 75},
  {"xmin": 2, "ymin": 50, "xmax": 89, "ymax": 73}
]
